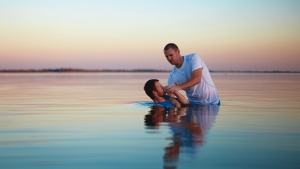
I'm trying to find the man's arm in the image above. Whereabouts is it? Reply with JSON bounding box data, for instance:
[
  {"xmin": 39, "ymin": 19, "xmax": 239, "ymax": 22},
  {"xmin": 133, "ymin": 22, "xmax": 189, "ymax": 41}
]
[
  {"xmin": 173, "ymin": 90, "xmax": 189, "ymax": 105},
  {"xmin": 169, "ymin": 97, "xmax": 181, "ymax": 108},
  {"xmin": 168, "ymin": 68, "xmax": 202, "ymax": 93}
]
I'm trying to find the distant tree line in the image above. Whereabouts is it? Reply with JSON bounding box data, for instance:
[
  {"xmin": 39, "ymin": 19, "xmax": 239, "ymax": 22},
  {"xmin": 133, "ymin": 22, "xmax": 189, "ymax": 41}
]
[{"xmin": 0, "ymin": 68, "xmax": 299, "ymax": 73}]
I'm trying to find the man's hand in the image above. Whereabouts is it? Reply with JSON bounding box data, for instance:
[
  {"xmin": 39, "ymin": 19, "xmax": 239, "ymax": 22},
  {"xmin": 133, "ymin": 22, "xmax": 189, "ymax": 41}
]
[
  {"xmin": 167, "ymin": 85, "xmax": 181, "ymax": 94},
  {"xmin": 167, "ymin": 86, "xmax": 190, "ymax": 105}
]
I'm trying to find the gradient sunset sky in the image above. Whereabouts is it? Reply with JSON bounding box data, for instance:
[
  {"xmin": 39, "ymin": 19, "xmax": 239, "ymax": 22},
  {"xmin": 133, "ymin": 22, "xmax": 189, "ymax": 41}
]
[{"xmin": 1, "ymin": 0, "xmax": 299, "ymax": 71}]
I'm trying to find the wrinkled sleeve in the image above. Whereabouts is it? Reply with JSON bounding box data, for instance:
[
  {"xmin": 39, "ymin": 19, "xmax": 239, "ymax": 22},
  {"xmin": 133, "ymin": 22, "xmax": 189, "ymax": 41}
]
[{"xmin": 191, "ymin": 53, "xmax": 203, "ymax": 72}]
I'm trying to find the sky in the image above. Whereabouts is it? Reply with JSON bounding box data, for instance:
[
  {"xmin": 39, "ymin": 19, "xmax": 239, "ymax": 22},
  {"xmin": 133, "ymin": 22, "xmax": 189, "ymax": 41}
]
[{"xmin": 0, "ymin": 0, "xmax": 299, "ymax": 71}]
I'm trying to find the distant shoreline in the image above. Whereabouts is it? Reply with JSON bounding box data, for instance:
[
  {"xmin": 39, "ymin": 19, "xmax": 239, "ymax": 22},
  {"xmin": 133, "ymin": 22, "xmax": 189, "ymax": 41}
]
[{"xmin": 0, "ymin": 68, "xmax": 299, "ymax": 73}]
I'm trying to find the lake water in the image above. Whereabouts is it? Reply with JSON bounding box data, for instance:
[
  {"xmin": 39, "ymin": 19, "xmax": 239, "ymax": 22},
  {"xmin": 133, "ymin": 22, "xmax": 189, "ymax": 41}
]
[{"xmin": 0, "ymin": 72, "xmax": 299, "ymax": 169}]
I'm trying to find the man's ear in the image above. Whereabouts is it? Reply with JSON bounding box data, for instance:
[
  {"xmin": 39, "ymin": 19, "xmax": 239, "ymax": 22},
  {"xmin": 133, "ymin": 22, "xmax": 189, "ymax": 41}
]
[{"xmin": 152, "ymin": 90, "xmax": 157, "ymax": 96}]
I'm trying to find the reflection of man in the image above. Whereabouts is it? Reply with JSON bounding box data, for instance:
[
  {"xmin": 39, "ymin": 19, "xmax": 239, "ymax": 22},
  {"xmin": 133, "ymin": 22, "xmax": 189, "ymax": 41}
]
[
  {"xmin": 144, "ymin": 106, "xmax": 167, "ymax": 129},
  {"xmin": 168, "ymin": 105, "xmax": 219, "ymax": 156},
  {"xmin": 144, "ymin": 105, "xmax": 219, "ymax": 169},
  {"xmin": 163, "ymin": 43, "xmax": 220, "ymax": 105}
]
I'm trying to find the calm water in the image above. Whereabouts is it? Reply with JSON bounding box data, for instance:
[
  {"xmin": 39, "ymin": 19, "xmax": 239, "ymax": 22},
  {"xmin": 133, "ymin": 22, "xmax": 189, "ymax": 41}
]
[{"xmin": 0, "ymin": 73, "xmax": 299, "ymax": 169}]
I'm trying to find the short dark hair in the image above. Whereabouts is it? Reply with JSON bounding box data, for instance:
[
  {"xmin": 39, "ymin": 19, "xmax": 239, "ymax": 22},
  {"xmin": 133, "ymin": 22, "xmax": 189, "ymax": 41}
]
[
  {"xmin": 144, "ymin": 79, "xmax": 159, "ymax": 100},
  {"xmin": 164, "ymin": 43, "xmax": 179, "ymax": 51}
]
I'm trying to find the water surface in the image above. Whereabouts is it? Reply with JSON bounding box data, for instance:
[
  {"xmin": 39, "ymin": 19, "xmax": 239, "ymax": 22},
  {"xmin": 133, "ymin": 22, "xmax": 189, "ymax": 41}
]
[{"xmin": 0, "ymin": 73, "xmax": 299, "ymax": 169}]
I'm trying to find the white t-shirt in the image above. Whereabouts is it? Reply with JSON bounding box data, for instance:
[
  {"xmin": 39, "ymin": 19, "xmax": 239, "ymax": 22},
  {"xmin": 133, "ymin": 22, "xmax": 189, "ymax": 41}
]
[{"xmin": 168, "ymin": 53, "xmax": 220, "ymax": 105}]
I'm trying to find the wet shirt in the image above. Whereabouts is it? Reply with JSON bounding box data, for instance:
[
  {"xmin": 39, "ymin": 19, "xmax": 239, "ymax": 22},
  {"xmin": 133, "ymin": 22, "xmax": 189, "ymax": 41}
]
[
  {"xmin": 155, "ymin": 96, "xmax": 176, "ymax": 109},
  {"xmin": 168, "ymin": 53, "xmax": 220, "ymax": 105}
]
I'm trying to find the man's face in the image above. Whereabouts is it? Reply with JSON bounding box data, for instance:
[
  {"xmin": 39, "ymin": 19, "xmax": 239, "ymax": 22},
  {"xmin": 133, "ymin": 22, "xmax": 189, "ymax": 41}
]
[
  {"xmin": 164, "ymin": 48, "xmax": 180, "ymax": 65},
  {"xmin": 154, "ymin": 81, "xmax": 165, "ymax": 97}
]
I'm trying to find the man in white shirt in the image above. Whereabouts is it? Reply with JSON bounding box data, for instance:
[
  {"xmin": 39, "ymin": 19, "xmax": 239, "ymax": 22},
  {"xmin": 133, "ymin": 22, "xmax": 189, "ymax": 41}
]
[{"xmin": 164, "ymin": 43, "xmax": 220, "ymax": 105}]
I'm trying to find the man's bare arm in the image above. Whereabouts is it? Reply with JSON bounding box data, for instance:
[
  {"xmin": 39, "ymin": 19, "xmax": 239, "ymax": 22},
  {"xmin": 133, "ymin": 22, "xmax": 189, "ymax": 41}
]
[
  {"xmin": 169, "ymin": 97, "xmax": 181, "ymax": 108},
  {"xmin": 173, "ymin": 91, "xmax": 189, "ymax": 105},
  {"xmin": 168, "ymin": 68, "xmax": 202, "ymax": 92}
]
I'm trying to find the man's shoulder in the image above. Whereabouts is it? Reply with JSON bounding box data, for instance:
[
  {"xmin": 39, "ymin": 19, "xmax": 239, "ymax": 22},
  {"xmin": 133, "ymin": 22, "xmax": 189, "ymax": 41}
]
[
  {"xmin": 185, "ymin": 53, "xmax": 199, "ymax": 59},
  {"xmin": 156, "ymin": 98, "xmax": 176, "ymax": 108},
  {"xmin": 185, "ymin": 53, "xmax": 203, "ymax": 64},
  {"xmin": 185, "ymin": 53, "xmax": 197, "ymax": 56}
]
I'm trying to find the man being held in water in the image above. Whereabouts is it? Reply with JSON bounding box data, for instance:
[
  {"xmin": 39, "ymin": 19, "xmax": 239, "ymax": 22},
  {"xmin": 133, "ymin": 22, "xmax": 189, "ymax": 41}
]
[{"xmin": 144, "ymin": 79, "xmax": 189, "ymax": 108}]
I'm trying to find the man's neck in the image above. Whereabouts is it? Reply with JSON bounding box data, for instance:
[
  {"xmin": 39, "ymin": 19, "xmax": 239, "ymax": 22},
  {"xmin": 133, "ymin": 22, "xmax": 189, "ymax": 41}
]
[{"xmin": 175, "ymin": 56, "xmax": 184, "ymax": 68}]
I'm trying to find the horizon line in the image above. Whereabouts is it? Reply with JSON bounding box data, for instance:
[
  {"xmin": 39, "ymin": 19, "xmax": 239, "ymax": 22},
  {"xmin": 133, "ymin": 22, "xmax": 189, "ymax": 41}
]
[{"xmin": 0, "ymin": 68, "xmax": 299, "ymax": 73}]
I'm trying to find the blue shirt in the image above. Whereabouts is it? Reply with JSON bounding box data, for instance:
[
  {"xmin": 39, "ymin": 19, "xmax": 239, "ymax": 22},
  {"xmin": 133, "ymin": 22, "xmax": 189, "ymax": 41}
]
[{"xmin": 155, "ymin": 96, "xmax": 176, "ymax": 109}]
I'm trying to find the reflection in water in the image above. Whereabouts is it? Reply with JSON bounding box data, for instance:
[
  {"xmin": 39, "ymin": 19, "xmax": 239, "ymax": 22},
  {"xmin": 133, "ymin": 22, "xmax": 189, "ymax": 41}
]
[{"xmin": 144, "ymin": 105, "xmax": 220, "ymax": 169}]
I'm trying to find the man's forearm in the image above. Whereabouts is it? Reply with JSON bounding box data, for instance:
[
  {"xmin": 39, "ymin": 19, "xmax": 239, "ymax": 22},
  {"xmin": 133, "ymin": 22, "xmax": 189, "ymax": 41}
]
[
  {"xmin": 173, "ymin": 91, "xmax": 189, "ymax": 105},
  {"xmin": 167, "ymin": 68, "xmax": 202, "ymax": 93},
  {"xmin": 178, "ymin": 77, "xmax": 201, "ymax": 90},
  {"xmin": 178, "ymin": 68, "xmax": 202, "ymax": 90}
]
